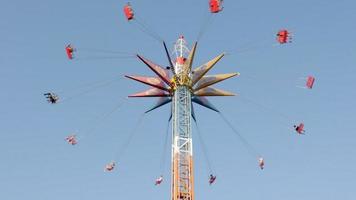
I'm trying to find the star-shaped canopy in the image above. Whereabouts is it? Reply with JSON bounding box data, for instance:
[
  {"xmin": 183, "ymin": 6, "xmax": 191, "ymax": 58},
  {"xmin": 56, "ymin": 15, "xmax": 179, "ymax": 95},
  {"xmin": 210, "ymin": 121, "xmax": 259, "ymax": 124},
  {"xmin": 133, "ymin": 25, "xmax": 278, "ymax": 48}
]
[{"xmin": 126, "ymin": 41, "xmax": 238, "ymax": 114}]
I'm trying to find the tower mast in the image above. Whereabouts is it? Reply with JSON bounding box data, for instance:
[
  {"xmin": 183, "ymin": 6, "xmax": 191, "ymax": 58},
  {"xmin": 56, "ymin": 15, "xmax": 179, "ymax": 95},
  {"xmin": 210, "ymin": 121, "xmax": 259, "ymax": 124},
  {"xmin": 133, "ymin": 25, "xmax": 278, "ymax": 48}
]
[{"xmin": 171, "ymin": 36, "xmax": 194, "ymax": 200}]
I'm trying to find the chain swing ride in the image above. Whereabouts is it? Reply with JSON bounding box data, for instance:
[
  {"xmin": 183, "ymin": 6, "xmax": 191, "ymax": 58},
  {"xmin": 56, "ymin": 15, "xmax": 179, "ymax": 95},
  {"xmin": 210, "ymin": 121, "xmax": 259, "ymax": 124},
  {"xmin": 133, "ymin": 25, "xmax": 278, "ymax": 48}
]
[{"xmin": 44, "ymin": 1, "xmax": 317, "ymax": 199}]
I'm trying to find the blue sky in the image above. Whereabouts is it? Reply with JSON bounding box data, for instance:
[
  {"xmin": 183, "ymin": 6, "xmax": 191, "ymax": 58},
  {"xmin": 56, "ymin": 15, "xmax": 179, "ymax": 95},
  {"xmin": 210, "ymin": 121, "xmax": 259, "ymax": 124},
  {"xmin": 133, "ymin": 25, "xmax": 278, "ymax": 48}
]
[{"xmin": 1, "ymin": 0, "xmax": 355, "ymax": 199}]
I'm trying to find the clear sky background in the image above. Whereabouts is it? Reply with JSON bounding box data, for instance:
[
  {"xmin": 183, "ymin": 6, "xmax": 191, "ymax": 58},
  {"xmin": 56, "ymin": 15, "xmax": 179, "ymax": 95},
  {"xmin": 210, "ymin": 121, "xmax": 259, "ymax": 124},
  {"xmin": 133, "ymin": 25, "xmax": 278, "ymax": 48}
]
[{"xmin": 1, "ymin": 0, "xmax": 355, "ymax": 199}]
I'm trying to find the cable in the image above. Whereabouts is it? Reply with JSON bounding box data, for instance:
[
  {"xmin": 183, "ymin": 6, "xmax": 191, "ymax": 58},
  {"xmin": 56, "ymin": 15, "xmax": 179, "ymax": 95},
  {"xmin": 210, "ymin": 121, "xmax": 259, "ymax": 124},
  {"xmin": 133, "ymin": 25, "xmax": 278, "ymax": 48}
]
[
  {"xmin": 59, "ymin": 78, "xmax": 121, "ymax": 103},
  {"xmin": 226, "ymin": 39, "xmax": 278, "ymax": 57},
  {"xmin": 197, "ymin": 14, "xmax": 215, "ymax": 42},
  {"xmin": 78, "ymin": 48, "xmax": 134, "ymax": 56},
  {"xmin": 67, "ymin": 46, "xmax": 136, "ymax": 61},
  {"xmin": 113, "ymin": 113, "xmax": 146, "ymax": 161},
  {"xmin": 76, "ymin": 97, "xmax": 130, "ymax": 140},
  {"xmin": 132, "ymin": 17, "xmax": 164, "ymax": 42},
  {"xmin": 238, "ymin": 94, "xmax": 296, "ymax": 130},
  {"xmin": 194, "ymin": 120, "xmax": 214, "ymax": 174},
  {"xmin": 54, "ymin": 76, "xmax": 122, "ymax": 95},
  {"xmin": 218, "ymin": 111, "xmax": 261, "ymax": 158},
  {"xmin": 74, "ymin": 55, "xmax": 136, "ymax": 61},
  {"xmin": 159, "ymin": 117, "xmax": 171, "ymax": 174}
]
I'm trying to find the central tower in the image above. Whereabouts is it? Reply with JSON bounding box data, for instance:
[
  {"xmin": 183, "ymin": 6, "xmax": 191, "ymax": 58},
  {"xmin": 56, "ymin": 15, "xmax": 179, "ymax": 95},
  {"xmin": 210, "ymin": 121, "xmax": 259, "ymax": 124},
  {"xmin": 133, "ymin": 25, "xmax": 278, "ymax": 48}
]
[{"xmin": 171, "ymin": 36, "xmax": 194, "ymax": 200}]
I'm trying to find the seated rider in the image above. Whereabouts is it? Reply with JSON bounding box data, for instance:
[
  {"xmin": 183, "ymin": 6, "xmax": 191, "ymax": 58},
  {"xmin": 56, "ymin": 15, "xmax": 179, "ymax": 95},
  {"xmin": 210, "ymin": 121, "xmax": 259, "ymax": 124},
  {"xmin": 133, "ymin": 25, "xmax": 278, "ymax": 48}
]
[
  {"xmin": 294, "ymin": 124, "xmax": 305, "ymax": 134},
  {"xmin": 105, "ymin": 162, "xmax": 116, "ymax": 172},
  {"xmin": 65, "ymin": 135, "xmax": 77, "ymax": 145},
  {"xmin": 258, "ymin": 157, "xmax": 265, "ymax": 170},
  {"xmin": 209, "ymin": 174, "xmax": 216, "ymax": 185},
  {"xmin": 44, "ymin": 93, "xmax": 59, "ymax": 104},
  {"xmin": 155, "ymin": 175, "xmax": 163, "ymax": 185}
]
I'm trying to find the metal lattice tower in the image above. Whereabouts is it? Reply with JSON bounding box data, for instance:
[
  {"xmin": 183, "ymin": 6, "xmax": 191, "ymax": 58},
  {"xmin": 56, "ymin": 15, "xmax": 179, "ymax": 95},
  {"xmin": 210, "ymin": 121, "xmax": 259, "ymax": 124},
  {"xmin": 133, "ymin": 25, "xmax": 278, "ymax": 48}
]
[
  {"xmin": 126, "ymin": 36, "xmax": 238, "ymax": 200},
  {"xmin": 172, "ymin": 85, "xmax": 194, "ymax": 199},
  {"xmin": 171, "ymin": 36, "xmax": 194, "ymax": 200}
]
